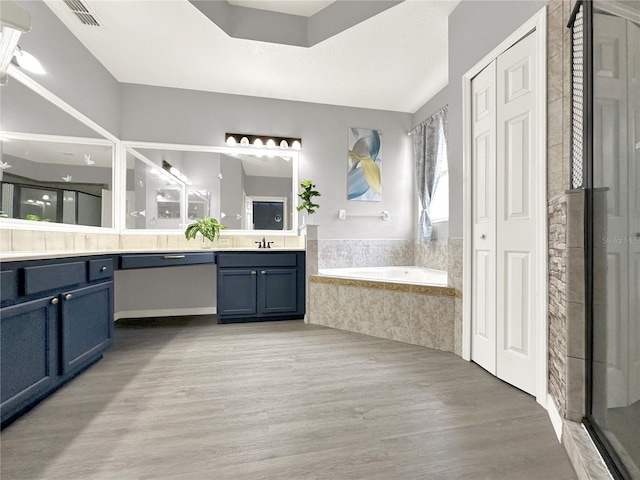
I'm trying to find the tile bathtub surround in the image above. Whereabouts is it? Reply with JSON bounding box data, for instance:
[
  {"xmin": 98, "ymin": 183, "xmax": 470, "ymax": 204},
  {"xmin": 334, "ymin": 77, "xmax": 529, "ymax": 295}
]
[
  {"xmin": 414, "ymin": 239, "xmax": 448, "ymax": 271},
  {"xmin": 318, "ymin": 239, "xmax": 413, "ymax": 269},
  {"xmin": 447, "ymin": 237, "xmax": 463, "ymax": 291},
  {"xmin": 309, "ymin": 275, "xmax": 456, "ymax": 353}
]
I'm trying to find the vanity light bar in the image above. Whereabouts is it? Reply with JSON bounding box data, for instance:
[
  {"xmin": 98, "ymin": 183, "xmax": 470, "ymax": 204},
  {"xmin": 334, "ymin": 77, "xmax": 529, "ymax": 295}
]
[
  {"xmin": 225, "ymin": 133, "xmax": 302, "ymax": 150},
  {"xmin": 162, "ymin": 160, "xmax": 192, "ymax": 185}
]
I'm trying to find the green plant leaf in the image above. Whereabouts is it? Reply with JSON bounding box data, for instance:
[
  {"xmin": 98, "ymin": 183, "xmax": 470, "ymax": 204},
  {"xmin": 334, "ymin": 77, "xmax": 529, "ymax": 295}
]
[
  {"xmin": 184, "ymin": 216, "xmax": 227, "ymax": 242},
  {"xmin": 297, "ymin": 179, "xmax": 321, "ymax": 215}
]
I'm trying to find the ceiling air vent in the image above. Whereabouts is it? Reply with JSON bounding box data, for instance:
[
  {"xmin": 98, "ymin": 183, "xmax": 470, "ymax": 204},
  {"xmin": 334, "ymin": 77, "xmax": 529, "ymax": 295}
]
[{"xmin": 63, "ymin": 0, "xmax": 101, "ymax": 27}]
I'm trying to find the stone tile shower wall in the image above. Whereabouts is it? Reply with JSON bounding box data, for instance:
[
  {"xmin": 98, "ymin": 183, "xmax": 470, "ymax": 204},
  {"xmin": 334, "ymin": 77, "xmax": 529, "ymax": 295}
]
[
  {"xmin": 546, "ymin": 0, "xmax": 587, "ymax": 424},
  {"xmin": 549, "ymin": 195, "xmax": 568, "ymax": 417}
]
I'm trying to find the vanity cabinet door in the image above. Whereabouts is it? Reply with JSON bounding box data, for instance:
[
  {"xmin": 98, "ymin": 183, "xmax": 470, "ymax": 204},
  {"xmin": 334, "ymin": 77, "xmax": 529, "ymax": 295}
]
[
  {"xmin": 258, "ymin": 268, "xmax": 298, "ymax": 315},
  {"xmin": 217, "ymin": 269, "xmax": 258, "ymax": 317},
  {"xmin": 60, "ymin": 282, "xmax": 113, "ymax": 375},
  {"xmin": 1, "ymin": 297, "xmax": 58, "ymax": 424}
]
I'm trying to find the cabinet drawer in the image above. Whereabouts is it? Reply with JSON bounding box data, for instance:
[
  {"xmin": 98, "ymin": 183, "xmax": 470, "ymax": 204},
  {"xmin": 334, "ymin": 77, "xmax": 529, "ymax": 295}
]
[
  {"xmin": 120, "ymin": 252, "xmax": 215, "ymax": 269},
  {"xmin": 217, "ymin": 253, "xmax": 297, "ymax": 268},
  {"xmin": 1, "ymin": 270, "xmax": 18, "ymax": 302},
  {"xmin": 88, "ymin": 258, "xmax": 114, "ymax": 281},
  {"xmin": 23, "ymin": 262, "xmax": 86, "ymax": 296}
]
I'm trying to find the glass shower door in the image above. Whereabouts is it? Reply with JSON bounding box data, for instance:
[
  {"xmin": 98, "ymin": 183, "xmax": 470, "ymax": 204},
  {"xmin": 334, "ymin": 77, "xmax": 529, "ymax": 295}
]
[{"xmin": 591, "ymin": 6, "xmax": 640, "ymax": 478}]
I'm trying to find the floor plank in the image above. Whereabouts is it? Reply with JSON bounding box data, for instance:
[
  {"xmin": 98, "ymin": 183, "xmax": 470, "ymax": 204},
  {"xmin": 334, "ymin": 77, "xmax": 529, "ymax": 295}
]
[{"xmin": 1, "ymin": 317, "xmax": 577, "ymax": 479}]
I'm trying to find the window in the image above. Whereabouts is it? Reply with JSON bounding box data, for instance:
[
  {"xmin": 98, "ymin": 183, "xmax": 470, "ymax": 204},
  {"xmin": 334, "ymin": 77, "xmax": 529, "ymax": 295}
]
[{"xmin": 429, "ymin": 138, "xmax": 449, "ymax": 223}]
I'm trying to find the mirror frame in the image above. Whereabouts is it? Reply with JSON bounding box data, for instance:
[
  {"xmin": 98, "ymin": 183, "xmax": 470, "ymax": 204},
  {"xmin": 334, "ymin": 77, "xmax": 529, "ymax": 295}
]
[
  {"xmin": 0, "ymin": 66, "xmax": 119, "ymax": 232},
  {"xmin": 122, "ymin": 141, "xmax": 300, "ymax": 236}
]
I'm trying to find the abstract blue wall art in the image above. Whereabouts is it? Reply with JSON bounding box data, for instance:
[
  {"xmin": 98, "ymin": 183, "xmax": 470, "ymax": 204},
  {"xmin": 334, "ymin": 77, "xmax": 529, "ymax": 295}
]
[{"xmin": 347, "ymin": 128, "xmax": 382, "ymax": 202}]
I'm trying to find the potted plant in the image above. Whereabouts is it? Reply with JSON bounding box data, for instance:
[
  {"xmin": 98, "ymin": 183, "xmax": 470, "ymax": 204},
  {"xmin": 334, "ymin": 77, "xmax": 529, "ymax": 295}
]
[
  {"xmin": 297, "ymin": 180, "xmax": 321, "ymax": 225},
  {"xmin": 184, "ymin": 216, "xmax": 226, "ymax": 249}
]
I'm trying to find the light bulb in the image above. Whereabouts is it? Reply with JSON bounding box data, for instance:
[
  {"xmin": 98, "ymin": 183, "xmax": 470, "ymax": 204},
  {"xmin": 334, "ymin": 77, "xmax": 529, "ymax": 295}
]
[
  {"xmin": 280, "ymin": 140, "xmax": 289, "ymax": 149},
  {"xmin": 254, "ymin": 138, "xmax": 263, "ymax": 148},
  {"xmin": 226, "ymin": 136, "xmax": 237, "ymax": 146},
  {"xmin": 292, "ymin": 140, "xmax": 301, "ymax": 150},
  {"xmin": 14, "ymin": 47, "xmax": 46, "ymax": 75},
  {"xmin": 240, "ymin": 137, "xmax": 249, "ymax": 146},
  {"xmin": 266, "ymin": 139, "xmax": 276, "ymax": 148}
]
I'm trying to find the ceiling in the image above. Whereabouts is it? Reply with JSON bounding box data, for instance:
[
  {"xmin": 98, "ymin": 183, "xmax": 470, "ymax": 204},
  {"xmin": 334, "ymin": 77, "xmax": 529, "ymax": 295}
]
[
  {"xmin": 227, "ymin": 0, "xmax": 334, "ymax": 17},
  {"xmin": 42, "ymin": 0, "xmax": 459, "ymax": 113}
]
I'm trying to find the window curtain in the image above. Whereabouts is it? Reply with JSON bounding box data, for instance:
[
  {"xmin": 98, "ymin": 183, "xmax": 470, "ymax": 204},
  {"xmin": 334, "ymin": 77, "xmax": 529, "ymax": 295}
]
[{"xmin": 411, "ymin": 105, "xmax": 448, "ymax": 244}]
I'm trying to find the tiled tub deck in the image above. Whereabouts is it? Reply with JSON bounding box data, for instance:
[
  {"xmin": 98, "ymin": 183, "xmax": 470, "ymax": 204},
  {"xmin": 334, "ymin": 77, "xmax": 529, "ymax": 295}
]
[{"xmin": 308, "ymin": 275, "xmax": 461, "ymax": 354}]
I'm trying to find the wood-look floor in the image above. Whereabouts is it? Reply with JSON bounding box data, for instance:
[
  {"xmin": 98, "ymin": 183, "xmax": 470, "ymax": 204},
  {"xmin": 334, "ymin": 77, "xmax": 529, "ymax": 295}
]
[{"xmin": 1, "ymin": 317, "xmax": 577, "ymax": 480}]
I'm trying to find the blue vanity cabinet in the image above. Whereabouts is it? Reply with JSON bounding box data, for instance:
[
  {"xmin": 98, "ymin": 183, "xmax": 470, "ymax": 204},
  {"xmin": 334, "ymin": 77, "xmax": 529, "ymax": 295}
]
[
  {"xmin": 0, "ymin": 255, "xmax": 115, "ymax": 428},
  {"xmin": 259, "ymin": 268, "xmax": 299, "ymax": 315},
  {"xmin": 0, "ymin": 297, "xmax": 58, "ymax": 423},
  {"xmin": 216, "ymin": 251, "xmax": 305, "ymax": 323},
  {"xmin": 217, "ymin": 269, "xmax": 259, "ymax": 317},
  {"xmin": 60, "ymin": 282, "xmax": 113, "ymax": 376}
]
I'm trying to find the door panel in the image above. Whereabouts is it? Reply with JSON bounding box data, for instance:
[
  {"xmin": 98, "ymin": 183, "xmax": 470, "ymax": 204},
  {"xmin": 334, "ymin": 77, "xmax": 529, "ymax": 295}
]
[
  {"xmin": 470, "ymin": 29, "xmax": 540, "ymax": 396},
  {"xmin": 60, "ymin": 282, "xmax": 113, "ymax": 375},
  {"xmin": 505, "ymin": 113, "xmax": 531, "ymax": 219},
  {"xmin": 217, "ymin": 269, "xmax": 257, "ymax": 316},
  {"xmin": 475, "ymin": 133, "xmax": 492, "ymax": 222},
  {"xmin": 471, "ymin": 61, "xmax": 497, "ymax": 375},
  {"xmin": 1, "ymin": 298, "xmax": 57, "ymax": 417},
  {"xmin": 495, "ymin": 32, "xmax": 537, "ymax": 396},
  {"xmin": 259, "ymin": 269, "xmax": 297, "ymax": 315},
  {"xmin": 504, "ymin": 251, "xmax": 530, "ymax": 355}
]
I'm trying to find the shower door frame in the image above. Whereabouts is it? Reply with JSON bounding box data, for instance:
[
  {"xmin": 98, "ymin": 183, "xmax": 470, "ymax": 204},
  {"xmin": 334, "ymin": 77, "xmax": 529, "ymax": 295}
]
[{"xmin": 581, "ymin": 1, "xmax": 639, "ymax": 478}]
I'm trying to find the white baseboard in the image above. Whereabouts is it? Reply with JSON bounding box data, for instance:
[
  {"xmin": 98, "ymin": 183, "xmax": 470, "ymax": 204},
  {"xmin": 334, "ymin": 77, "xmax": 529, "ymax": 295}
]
[
  {"xmin": 114, "ymin": 307, "xmax": 217, "ymax": 320},
  {"xmin": 547, "ymin": 394, "xmax": 563, "ymax": 442}
]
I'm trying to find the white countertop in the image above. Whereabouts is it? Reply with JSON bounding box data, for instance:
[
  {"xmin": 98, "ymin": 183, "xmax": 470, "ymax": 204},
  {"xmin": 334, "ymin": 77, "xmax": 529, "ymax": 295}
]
[{"xmin": 0, "ymin": 247, "xmax": 305, "ymax": 262}]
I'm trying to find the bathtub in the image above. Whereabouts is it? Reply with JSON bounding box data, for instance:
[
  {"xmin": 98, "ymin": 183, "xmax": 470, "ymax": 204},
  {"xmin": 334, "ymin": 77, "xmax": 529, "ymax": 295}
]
[
  {"xmin": 309, "ymin": 266, "xmax": 459, "ymax": 354},
  {"xmin": 319, "ymin": 266, "xmax": 448, "ymax": 286}
]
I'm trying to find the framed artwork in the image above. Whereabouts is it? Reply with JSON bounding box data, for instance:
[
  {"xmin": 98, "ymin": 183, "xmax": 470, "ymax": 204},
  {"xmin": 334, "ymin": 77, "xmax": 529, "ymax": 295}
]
[{"xmin": 347, "ymin": 128, "xmax": 381, "ymax": 202}]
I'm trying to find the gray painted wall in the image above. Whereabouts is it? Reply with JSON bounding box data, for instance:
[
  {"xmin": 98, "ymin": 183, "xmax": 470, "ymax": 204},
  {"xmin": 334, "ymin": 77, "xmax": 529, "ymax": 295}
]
[
  {"xmin": 120, "ymin": 84, "xmax": 415, "ymax": 239},
  {"xmin": 1, "ymin": 73, "xmax": 100, "ymax": 137},
  {"xmin": 15, "ymin": 1, "xmax": 121, "ymax": 136},
  {"xmin": 10, "ymin": 0, "xmax": 549, "ymax": 242},
  {"xmin": 413, "ymin": 0, "xmax": 547, "ymax": 238}
]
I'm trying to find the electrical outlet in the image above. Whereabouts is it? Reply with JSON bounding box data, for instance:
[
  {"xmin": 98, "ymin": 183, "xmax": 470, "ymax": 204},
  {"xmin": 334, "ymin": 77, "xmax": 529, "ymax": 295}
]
[
  {"xmin": 218, "ymin": 238, "xmax": 230, "ymax": 245},
  {"xmin": 339, "ymin": 209, "xmax": 346, "ymax": 220}
]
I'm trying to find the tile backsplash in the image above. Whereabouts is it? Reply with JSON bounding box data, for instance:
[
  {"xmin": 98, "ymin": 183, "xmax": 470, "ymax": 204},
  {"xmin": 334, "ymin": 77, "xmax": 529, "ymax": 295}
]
[{"xmin": 0, "ymin": 228, "xmax": 304, "ymax": 254}]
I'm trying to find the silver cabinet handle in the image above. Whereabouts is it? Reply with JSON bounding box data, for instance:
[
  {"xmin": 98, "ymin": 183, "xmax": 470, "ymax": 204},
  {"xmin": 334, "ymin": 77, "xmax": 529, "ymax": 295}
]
[
  {"xmin": 251, "ymin": 271, "xmax": 257, "ymax": 275},
  {"xmin": 261, "ymin": 271, "xmax": 267, "ymax": 274},
  {"xmin": 51, "ymin": 297, "xmax": 59, "ymax": 305},
  {"xmin": 101, "ymin": 266, "xmax": 108, "ymax": 271},
  {"xmin": 65, "ymin": 294, "xmax": 73, "ymax": 300},
  {"xmin": 164, "ymin": 255, "xmax": 186, "ymax": 259}
]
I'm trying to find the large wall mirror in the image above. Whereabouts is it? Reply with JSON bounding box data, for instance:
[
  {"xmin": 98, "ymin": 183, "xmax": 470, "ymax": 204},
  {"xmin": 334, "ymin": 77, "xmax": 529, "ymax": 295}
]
[
  {"xmin": 0, "ymin": 74, "xmax": 116, "ymax": 228},
  {"xmin": 124, "ymin": 144, "xmax": 297, "ymax": 233},
  {"xmin": 1, "ymin": 135, "xmax": 114, "ymax": 226}
]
